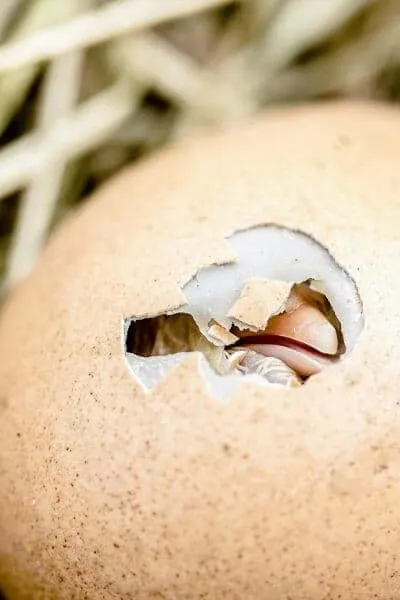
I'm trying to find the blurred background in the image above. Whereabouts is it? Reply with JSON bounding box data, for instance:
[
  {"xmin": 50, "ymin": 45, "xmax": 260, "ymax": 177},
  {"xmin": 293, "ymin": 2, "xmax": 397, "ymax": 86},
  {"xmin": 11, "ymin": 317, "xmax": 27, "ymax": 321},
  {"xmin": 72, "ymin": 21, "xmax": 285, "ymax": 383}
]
[{"xmin": 0, "ymin": 0, "xmax": 399, "ymax": 299}]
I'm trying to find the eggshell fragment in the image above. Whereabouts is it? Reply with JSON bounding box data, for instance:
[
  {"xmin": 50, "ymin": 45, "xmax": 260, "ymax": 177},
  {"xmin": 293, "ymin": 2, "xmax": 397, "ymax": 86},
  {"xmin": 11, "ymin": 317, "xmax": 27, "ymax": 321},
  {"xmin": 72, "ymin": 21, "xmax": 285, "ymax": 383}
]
[
  {"xmin": 228, "ymin": 277, "xmax": 292, "ymax": 329},
  {"xmin": 0, "ymin": 101, "xmax": 400, "ymax": 600},
  {"xmin": 207, "ymin": 322, "xmax": 238, "ymax": 346}
]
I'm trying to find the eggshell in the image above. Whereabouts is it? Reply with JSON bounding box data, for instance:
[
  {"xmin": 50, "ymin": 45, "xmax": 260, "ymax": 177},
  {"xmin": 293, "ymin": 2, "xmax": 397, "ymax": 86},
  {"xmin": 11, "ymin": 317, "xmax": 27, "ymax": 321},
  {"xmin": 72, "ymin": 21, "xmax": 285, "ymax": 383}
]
[
  {"xmin": 0, "ymin": 101, "xmax": 400, "ymax": 600},
  {"xmin": 228, "ymin": 278, "xmax": 292, "ymax": 329}
]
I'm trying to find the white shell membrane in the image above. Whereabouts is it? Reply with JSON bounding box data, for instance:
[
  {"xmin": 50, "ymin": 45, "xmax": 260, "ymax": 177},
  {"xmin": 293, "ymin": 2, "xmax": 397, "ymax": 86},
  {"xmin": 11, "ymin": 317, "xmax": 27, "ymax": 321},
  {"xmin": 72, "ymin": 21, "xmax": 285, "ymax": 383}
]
[{"xmin": 125, "ymin": 225, "xmax": 364, "ymax": 399}]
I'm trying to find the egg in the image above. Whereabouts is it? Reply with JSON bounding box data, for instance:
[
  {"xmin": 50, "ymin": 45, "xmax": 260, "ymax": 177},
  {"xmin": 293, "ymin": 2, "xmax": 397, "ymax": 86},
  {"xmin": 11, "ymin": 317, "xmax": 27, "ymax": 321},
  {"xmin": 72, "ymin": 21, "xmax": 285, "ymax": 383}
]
[{"xmin": 0, "ymin": 101, "xmax": 400, "ymax": 599}]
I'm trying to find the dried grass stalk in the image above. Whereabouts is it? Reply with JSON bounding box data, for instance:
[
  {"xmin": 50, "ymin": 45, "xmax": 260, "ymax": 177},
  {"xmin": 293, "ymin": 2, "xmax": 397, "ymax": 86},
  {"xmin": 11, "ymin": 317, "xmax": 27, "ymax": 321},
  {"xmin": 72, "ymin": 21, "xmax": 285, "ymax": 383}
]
[
  {"xmin": 0, "ymin": 0, "xmax": 84, "ymax": 133},
  {"xmin": 0, "ymin": 0, "xmax": 22, "ymax": 38},
  {"xmin": 4, "ymin": 50, "xmax": 84, "ymax": 289},
  {"xmin": 0, "ymin": 80, "xmax": 134, "ymax": 199},
  {"xmin": 109, "ymin": 32, "xmax": 252, "ymax": 120},
  {"xmin": 0, "ymin": 0, "xmax": 241, "ymax": 72}
]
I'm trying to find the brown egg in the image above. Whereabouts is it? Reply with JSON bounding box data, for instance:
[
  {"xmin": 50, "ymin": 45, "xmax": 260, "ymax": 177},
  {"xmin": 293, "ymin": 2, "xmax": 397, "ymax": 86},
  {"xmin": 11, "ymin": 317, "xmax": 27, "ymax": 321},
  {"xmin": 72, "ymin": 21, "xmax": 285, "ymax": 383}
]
[{"xmin": 0, "ymin": 101, "xmax": 400, "ymax": 599}]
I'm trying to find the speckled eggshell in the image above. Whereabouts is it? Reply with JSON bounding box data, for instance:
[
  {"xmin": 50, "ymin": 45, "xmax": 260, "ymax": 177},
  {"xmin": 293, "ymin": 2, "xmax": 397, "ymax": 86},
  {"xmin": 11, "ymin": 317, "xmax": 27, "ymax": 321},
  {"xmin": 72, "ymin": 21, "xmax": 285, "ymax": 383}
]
[{"xmin": 0, "ymin": 102, "xmax": 400, "ymax": 600}]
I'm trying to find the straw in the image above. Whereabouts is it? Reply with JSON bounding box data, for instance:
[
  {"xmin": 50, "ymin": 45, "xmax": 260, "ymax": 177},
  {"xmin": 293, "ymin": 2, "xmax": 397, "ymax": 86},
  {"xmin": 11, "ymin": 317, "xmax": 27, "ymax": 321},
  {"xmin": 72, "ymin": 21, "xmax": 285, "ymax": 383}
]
[
  {"xmin": 108, "ymin": 32, "xmax": 252, "ymax": 120},
  {"xmin": 4, "ymin": 50, "xmax": 84, "ymax": 289},
  {"xmin": 0, "ymin": 0, "xmax": 242, "ymax": 73},
  {"xmin": 0, "ymin": 80, "xmax": 134, "ymax": 198},
  {"xmin": 0, "ymin": 0, "xmax": 22, "ymax": 38},
  {"xmin": 0, "ymin": 0, "xmax": 84, "ymax": 134}
]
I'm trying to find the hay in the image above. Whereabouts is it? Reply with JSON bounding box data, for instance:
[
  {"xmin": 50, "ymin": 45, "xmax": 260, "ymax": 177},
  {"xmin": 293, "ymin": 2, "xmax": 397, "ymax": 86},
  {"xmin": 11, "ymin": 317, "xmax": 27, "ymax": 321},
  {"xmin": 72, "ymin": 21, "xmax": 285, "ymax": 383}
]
[{"xmin": 0, "ymin": 0, "xmax": 398, "ymax": 294}]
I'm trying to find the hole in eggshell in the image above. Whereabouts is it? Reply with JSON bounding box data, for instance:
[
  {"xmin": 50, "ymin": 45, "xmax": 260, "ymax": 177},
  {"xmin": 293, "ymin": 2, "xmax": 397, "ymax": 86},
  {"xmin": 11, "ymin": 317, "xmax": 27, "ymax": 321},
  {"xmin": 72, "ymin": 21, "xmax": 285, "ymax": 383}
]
[
  {"xmin": 126, "ymin": 281, "xmax": 345, "ymax": 387},
  {"xmin": 126, "ymin": 313, "xmax": 229, "ymax": 371},
  {"xmin": 124, "ymin": 225, "xmax": 364, "ymax": 399}
]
